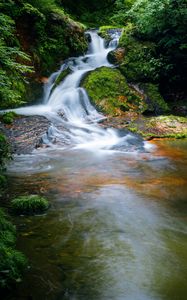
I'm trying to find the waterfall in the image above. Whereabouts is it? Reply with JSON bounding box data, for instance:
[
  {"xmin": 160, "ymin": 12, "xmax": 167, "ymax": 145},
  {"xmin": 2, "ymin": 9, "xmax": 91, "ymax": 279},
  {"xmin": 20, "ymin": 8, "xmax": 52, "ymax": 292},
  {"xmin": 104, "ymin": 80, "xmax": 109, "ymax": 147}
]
[{"xmin": 6, "ymin": 30, "xmax": 143, "ymax": 152}]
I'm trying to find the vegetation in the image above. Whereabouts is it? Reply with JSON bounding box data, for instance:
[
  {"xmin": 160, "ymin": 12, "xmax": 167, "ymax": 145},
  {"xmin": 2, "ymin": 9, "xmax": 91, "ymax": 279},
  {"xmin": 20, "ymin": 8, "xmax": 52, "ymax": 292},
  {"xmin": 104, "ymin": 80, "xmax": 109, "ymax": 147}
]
[
  {"xmin": 1, "ymin": 112, "xmax": 18, "ymax": 125},
  {"xmin": 110, "ymin": 0, "xmax": 187, "ymax": 102},
  {"xmin": 0, "ymin": 208, "xmax": 27, "ymax": 288},
  {"xmin": 82, "ymin": 67, "xmax": 146, "ymax": 116},
  {"xmin": 11, "ymin": 195, "xmax": 49, "ymax": 215},
  {"xmin": 0, "ymin": 133, "xmax": 11, "ymax": 196},
  {"xmin": 0, "ymin": 0, "xmax": 87, "ymax": 110}
]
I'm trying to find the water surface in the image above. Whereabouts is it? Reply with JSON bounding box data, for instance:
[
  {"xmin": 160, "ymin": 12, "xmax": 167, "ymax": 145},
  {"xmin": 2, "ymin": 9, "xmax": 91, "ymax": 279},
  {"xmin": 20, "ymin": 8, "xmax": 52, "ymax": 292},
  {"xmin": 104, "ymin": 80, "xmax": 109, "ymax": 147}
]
[{"xmin": 5, "ymin": 139, "xmax": 187, "ymax": 300}]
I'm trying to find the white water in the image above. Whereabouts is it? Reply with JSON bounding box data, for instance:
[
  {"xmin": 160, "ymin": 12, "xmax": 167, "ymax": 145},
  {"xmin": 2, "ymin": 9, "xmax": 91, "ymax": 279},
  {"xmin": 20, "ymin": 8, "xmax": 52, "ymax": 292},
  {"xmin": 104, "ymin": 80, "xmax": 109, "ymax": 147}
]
[{"xmin": 6, "ymin": 31, "xmax": 146, "ymax": 152}]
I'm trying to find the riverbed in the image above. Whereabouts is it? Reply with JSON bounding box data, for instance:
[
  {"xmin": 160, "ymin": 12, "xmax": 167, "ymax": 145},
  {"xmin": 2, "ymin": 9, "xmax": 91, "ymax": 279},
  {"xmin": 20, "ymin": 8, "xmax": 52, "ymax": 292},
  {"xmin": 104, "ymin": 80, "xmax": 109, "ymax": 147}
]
[{"xmin": 4, "ymin": 139, "xmax": 187, "ymax": 300}]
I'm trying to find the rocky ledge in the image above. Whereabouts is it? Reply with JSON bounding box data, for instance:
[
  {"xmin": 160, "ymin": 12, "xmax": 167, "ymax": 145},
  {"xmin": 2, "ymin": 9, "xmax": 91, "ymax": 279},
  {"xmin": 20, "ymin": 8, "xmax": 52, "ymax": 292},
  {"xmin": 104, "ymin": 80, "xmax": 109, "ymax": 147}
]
[
  {"xmin": 0, "ymin": 115, "xmax": 50, "ymax": 155},
  {"xmin": 101, "ymin": 113, "xmax": 187, "ymax": 140}
]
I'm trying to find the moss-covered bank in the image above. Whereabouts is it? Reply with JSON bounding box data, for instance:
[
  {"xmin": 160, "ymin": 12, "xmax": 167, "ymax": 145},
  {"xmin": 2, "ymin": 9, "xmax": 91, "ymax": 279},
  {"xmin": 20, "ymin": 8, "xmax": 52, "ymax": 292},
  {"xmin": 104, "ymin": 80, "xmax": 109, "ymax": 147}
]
[{"xmin": 82, "ymin": 67, "xmax": 145, "ymax": 116}]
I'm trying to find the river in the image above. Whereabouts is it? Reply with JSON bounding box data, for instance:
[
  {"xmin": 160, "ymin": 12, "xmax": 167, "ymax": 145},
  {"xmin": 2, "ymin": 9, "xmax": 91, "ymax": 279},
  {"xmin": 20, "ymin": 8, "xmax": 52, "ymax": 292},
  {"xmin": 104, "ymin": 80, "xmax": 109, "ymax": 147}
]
[{"xmin": 3, "ymin": 31, "xmax": 187, "ymax": 300}]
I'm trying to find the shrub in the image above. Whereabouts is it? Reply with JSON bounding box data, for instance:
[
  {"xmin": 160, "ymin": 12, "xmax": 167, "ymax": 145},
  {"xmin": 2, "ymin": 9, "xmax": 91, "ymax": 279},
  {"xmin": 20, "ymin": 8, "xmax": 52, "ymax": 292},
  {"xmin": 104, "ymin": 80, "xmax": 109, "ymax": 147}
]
[
  {"xmin": 0, "ymin": 245, "xmax": 27, "ymax": 288},
  {"xmin": 1, "ymin": 112, "xmax": 17, "ymax": 124},
  {"xmin": 11, "ymin": 195, "xmax": 49, "ymax": 215},
  {"xmin": 0, "ymin": 208, "xmax": 27, "ymax": 288}
]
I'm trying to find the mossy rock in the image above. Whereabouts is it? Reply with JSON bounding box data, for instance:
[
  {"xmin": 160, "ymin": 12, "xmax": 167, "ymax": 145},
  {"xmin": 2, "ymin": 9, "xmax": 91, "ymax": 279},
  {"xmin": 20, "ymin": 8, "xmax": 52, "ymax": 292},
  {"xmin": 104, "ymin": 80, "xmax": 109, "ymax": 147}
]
[
  {"xmin": 140, "ymin": 83, "xmax": 169, "ymax": 114},
  {"xmin": 11, "ymin": 195, "xmax": 49, "ymax": 215},
  {"xmin": 50, "ymin": 67, "xmax": 72, "ymax": 95},
  {"xmin": 107, "ymin": 48, "xmax": 125, "ymax": 65},
  {"xmin": 125, "ymin": 114, "xmax": 187, "ymax": 139},
  {"xmin": 98, "ymin": 26, "xmax": 122, "ymax": 46},
  {"xmin": 81, "ymin": 67, "xmax": 145, "ymax": 116}
]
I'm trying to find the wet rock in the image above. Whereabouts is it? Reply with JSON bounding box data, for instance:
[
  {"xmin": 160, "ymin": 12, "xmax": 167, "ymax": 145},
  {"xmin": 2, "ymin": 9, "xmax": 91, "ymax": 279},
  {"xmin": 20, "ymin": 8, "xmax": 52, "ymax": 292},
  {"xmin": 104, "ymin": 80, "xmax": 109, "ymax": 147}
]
[
  {"xmin": 0, "ymin": 116, "xmax": 50, "ymax": 155},
  {"xmin": 100, "ymin": 114, "xmax": 187, "ymax": 139},
  {"xmin": 85, "ymin": 33, "xmax": 91, "ymax": 43},
  {"xmin": 107, "ymin": 48, "xmax": 125, "ymax": 65}
]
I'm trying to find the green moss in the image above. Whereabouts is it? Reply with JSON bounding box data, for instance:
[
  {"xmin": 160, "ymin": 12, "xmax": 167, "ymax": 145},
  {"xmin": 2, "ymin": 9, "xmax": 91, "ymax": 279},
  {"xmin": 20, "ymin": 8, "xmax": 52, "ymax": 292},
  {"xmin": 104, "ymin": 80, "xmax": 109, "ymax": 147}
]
[
  {"xmin": 50, "ymin": 67, "xmax": 71, "ymax": 95},
  {"xmin": 98, "ymin": 26, "xmax": 119, "ymax": 41},
  {"xmin": 82, "ymin": 67, "xmax": 145, "ymax": 116},
  {"xmin": 1, "ymin": 112, "xmax": 18, "ymax": 124},
  {"xmin": 11, "ymin": 195, "xmax": 49, "ymax": 215},
  {"xmin": 125, "ymin": 114, "xmax": 187, "ymax": 139}
]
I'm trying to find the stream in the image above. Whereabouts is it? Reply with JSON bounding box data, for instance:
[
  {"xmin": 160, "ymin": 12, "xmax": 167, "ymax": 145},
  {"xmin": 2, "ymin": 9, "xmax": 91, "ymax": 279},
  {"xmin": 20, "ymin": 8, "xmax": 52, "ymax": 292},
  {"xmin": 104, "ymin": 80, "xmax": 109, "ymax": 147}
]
[{"xmin": 3, "ymin": 31, "xmax": 187, "ymax": 300}]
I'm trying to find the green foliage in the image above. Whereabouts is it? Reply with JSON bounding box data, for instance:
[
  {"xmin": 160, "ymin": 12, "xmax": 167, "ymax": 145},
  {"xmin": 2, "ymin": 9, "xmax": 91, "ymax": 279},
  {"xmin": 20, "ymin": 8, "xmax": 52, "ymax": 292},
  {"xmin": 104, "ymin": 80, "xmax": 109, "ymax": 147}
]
[
  {"xmin": 0, "ymin": 12, "xmax": 33, "ymax": 109},
  {"xmin": 0, "ymin": 133, "xmax": 10, "ymax": 195},
  {"xmin": 140, "ymin": 83, "xmax": 169, "ymax": 114},
  {"xmin": 0, "ymin": 0, "xmax": 87, "ymax": 108},
  {"xmin": 0, "ymin": 208, "xmax": 27, "ymax": 288},
  {"xmin": 0, "ymin": 134, "xmax": 11, "ymax": 172},
  {"xmin": 0, "ymin": 209, "xmax": 16, "ymax": 235},
  {"xmin": 82, "ymin": 67, "xmax": 145, "ymax": 116},
  {"xmin": 0, "ymin": 245, "xmax": 27, "ymax": 288},
  {"xmin": 109, "ymin": 0, "xmax": 136, "ymax": 25},
  {"xmin": 1, "ymin": 112, "xmax": 17, "ymax": 124},
  {"xmin": 61, "ymin": 0, "xmax": 116, "ymax": 26},
  {"xmin": 119, "ymin": 28, "xmax": 163, "ymax": 82},
  {"xmin": 109, "ymin": 0, "xmax": 187, "ymax": 101},
  {"xmin": 11, "ymin": 195, "xmax": 49, "ymax": 215},
  {"xmin": 98, "ymin": 26, "xmax": 120, "ymax": 41}
]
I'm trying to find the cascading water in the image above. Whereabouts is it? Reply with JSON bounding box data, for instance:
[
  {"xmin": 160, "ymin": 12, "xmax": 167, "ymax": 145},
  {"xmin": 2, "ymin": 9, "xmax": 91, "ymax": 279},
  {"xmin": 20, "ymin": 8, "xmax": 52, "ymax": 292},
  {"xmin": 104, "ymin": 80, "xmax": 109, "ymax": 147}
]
[{"xmin": 7, "ymin": 30, "xmax": 145, "ymax": 152}]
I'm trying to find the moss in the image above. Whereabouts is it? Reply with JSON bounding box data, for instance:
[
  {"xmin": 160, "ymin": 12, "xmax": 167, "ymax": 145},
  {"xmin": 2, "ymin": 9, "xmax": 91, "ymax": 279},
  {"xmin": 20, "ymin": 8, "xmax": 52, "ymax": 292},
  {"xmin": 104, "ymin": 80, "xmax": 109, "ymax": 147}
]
[
  {"xmin": 11, "ymin": 195, "xmax": 49, "ymax": 215},
  {"xmin": 141, "ymin": 83, "xmax": 169, "ymax": 114},
  {"xmin": 0, "ymin": 208, "xmax": 27, "ymax": 288},
  {"xmin": 50, "ymin": 67, "xmax": 71, "ymax": 95},
  {"xmin": 98, "ymin": 26, "xmax": 116, "ymax": 40},
  {"xmin": 125, "ymin": 115, "xmax": 187, "ymax": 139},
  {"xmin": 82, "ymin": 67, "xmax": 145, "ymax": 116},
  {"xmin": 1, "ymin": 112, "xmax": 18, "ymax": 125}
]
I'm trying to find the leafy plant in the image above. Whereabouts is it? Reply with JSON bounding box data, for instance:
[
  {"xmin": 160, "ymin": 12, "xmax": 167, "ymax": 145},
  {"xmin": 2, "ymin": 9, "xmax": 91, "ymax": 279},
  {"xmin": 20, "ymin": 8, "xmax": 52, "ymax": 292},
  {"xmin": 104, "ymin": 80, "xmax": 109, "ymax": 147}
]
[
  {"xmin": 1, "ymin": 112, "xmax": 18, "ymax": 124},
  {"xmin": 0, "ymin": 208, "xmax": 27, "ymax": 288}
]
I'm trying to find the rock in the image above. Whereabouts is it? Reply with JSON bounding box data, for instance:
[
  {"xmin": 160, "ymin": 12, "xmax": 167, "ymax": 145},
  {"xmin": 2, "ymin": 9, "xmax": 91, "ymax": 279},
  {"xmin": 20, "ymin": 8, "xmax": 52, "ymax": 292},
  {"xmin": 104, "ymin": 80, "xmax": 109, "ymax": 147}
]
[
  {"xmin": 0, "ymin": 116, "xmax": 50, "ymax": 155},
  {"xmin": 81, "ymin": 66, "xmax": 145, "ymax": 116},
  {"xmin": 107, "ymin": 48, "xmax": 125, "ymax": 65},
  {"xmin": 50, "ymin": 67, "xmax": 72, "ymax": 95},
  {"xmin": 85, "ymin": 33, "xmax": 91, "ymax": 43}
]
